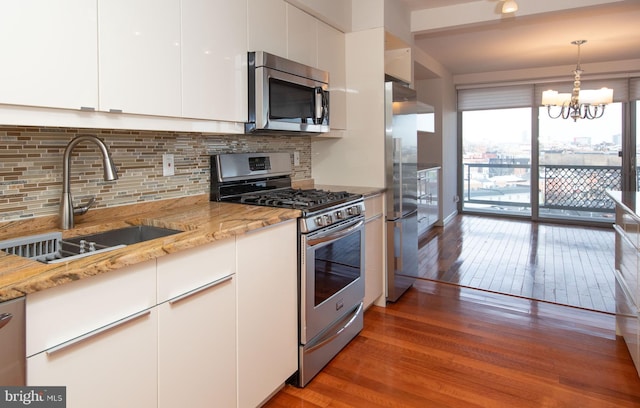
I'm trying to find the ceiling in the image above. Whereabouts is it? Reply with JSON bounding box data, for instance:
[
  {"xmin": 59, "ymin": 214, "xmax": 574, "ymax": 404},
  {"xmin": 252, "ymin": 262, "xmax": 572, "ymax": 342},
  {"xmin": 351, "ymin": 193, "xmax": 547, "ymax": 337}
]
[{"xmin": 399, "ymin": 0, "xmax": 640, "ymax": 80}]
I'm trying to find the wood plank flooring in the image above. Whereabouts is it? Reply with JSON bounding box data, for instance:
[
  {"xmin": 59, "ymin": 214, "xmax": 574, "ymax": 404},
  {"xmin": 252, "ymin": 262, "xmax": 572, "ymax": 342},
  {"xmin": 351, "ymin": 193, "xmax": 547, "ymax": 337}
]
[
  {"xmin": 418, "ymin": 215, "xmax": 616, "ymax": 313},
  {"xmin": 264, "ymin": 281, "xmax": 640, "ymax": 408}
]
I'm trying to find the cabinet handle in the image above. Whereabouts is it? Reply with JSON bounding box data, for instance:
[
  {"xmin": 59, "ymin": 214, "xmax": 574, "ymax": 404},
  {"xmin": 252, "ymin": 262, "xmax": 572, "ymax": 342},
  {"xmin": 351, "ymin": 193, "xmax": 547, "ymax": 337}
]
[
  {"xmin": 0, "ymin": 312, "xmax": 13, "ymax": 330},
  {"xmin": 79, "ymin": 106, "xmax": 95, "ymax": 112},
  {"xmin": 365, "ymin": 213, "xmax": 383, "ymax": 223},
  {"xmin": 46, "ymin": 309, "xmax": 151, "ymax": 356},
  {"xmin": 108, "ymin": 109, "xmax": 123, "ymax": 113},
  {"xmin": 168, "ymin": 274, "xmax": 234, "ymax": 305},
  {"xmin": 613, "ymin": 224, "xmax": 638, "ymax": 249}
]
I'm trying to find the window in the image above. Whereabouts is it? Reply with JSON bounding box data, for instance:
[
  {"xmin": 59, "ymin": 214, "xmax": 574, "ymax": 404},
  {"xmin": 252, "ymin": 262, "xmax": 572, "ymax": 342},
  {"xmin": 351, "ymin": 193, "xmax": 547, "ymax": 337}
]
[{"xmin": 458, "ymin": 78, "xmax": 635, "ymax": 223}]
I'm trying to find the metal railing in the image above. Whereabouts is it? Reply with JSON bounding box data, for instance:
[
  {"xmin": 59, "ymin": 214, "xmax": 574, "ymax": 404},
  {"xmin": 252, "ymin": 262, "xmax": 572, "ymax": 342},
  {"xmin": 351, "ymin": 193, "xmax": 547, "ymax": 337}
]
[{"xmin": 463, "ymin": 162, "xmax": 621, "ymax": 215}]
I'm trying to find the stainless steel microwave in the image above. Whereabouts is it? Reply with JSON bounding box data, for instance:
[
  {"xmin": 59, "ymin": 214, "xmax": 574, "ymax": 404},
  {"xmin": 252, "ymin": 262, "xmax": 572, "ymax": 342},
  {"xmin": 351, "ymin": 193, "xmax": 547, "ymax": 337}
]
[{"xmin": 246, "ymin": 51, "xmax": 330, "ymax": 134}]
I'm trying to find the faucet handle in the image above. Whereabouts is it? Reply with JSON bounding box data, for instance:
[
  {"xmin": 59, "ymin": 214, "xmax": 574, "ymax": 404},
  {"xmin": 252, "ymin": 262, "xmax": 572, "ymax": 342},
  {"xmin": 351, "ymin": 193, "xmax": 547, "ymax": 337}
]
[{"xmin": 73, "ymin": 196, "xmax": 96, "ymax": 215}]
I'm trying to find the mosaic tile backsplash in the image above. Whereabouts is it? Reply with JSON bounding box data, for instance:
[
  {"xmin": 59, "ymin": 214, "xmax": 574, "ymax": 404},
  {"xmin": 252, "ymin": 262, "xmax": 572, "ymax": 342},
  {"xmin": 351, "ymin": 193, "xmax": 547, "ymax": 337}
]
[{"xmin": 0, "ymin": 126, "xmax": 312, "ymax": 222}]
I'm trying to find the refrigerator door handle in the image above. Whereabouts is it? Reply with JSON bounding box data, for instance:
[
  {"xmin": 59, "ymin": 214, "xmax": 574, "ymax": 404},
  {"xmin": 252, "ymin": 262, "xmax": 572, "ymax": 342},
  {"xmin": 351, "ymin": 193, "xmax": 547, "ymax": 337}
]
[
  {"xmin": 394, "ymin": 220, "xmax": 403, "ymax": 271},
  {"xmin": 393, "ymin": 138, "xmax": 402, "ymax": 161}
]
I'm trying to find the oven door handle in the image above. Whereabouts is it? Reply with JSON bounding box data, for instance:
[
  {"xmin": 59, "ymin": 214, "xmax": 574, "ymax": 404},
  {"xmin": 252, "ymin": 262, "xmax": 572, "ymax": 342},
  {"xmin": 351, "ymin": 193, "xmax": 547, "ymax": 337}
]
[
  {"xmin": 307, "ymin": 219, "xmax": 364, "ymax": 247},
  {"xmin": 306, "ymin": 302, "xmax": 363, "ymax": 353}
]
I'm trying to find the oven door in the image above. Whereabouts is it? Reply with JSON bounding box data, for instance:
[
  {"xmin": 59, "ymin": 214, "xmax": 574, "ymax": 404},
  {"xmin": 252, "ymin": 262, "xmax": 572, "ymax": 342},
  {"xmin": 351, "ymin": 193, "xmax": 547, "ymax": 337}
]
[
  {"xmin": 301, "ymin": 217, "xmax": 365, "ymax": 344},
  {"xmin": 248, "ymin": 64, "xmax": 329, "ymax": 134}
]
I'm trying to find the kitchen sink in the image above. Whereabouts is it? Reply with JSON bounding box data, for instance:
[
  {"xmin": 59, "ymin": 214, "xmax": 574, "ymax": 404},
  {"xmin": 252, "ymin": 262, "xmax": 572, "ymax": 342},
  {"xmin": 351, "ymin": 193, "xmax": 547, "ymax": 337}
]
[
  {"xmin": 0, "ymin": 225, "xmax": 182, "ymax": 264},
  {"xmin": 63, "ymin": 225, "xmax": 182, "ymax": 248}
]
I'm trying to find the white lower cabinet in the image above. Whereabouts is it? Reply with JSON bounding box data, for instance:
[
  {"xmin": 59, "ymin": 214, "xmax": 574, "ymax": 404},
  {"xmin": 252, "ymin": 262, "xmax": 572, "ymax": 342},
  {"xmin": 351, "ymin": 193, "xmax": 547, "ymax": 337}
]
[
  {"xmin": 26, "ymin": 261, "xmax": 158, "ymax": 408},
  {"xmin": 364, "ymin": 194, "xmax": 384, "ymax": 308},
  {"xmin": 418, "ymin": 168, "xmax": 440, "ymax": 237},
  {"xmin": 236, "ymin": 220, "xmax": 298, "ymax": 408},
  {"xmin": 26, "ymin": 222, "xmax": 297, "ymax": 407},
  {"xmin": 28, "ymin": 309, "xmax": 158, "ymax": 408},
  {"xmin": 157, "ymin": 239, "xmax": 237, "ymax": 408}
]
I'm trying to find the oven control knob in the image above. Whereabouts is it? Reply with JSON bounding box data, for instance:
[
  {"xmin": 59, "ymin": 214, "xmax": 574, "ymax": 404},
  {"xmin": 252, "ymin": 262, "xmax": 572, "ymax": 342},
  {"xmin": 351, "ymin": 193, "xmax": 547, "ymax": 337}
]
[
  {"xmin": 349, "ymin": 205, "xmax": 361, "ymax": 215},
  {"xmin": 335, "ymin": 210, "xmax": 344, "ymax": 219},
  {"xmin": 315, "ymin": 216, "xmax": 325, "ymax": 227},
  {"xmin": 324, "ymin": 214, "xmax": 333, "ymax": 225}
]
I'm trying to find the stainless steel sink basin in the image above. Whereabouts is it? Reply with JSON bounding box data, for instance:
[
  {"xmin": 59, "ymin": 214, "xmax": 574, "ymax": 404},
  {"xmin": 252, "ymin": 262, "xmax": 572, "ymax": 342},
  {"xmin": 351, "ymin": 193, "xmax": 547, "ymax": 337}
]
[
  {"xmin": 0, "ymin": 225, "xmax": 182, "ymax": 264},
  {"xmin": 63, "ymin": 225, "xmax": 182, "ymax": 248},
  {"xmin": 54, "ymin": 225, "xmax": 182, "ymax": 263}
]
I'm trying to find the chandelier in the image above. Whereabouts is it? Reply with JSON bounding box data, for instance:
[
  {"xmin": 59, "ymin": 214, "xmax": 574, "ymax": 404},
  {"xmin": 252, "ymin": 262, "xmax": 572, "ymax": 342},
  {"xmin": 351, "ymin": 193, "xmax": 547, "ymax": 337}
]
[{"xmin": 541, "ymin": 40, "xmax": 613, "ymax": 121}]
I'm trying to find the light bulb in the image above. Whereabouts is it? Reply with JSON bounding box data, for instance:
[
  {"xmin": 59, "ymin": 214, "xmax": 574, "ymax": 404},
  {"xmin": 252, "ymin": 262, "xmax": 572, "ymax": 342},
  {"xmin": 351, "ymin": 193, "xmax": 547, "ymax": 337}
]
[{"xmin": 502, "ymin": 0, "xmax": 518, "ymax": 13}]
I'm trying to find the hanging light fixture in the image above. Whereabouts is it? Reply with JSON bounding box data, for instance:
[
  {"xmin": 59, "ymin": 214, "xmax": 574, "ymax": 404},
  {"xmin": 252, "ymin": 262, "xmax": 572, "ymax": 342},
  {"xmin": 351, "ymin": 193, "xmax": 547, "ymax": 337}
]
[
  {"xmin": 541, "ymin": 40, "xmax": 613, "ymax": 121},
  {"xmin": 502, "ymin": 0, "xmax": 518, "ymax": 13}
]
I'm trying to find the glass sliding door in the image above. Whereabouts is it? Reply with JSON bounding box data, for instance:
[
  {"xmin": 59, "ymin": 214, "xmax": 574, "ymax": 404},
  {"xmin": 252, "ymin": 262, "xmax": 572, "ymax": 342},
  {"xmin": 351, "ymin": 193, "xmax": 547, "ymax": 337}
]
[
  {"xmin": 461, "ymin": 107, "xmax": 532, "ymax": 216},
  {"xmin": 537, "ymin": 103, "xmax": 622, "ymax": 223}
]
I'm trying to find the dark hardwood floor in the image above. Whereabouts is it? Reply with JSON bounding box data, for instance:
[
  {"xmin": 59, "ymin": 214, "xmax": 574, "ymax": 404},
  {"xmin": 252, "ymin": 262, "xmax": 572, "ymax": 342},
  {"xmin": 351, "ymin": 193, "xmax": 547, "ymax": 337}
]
[
  {"xmin": 264, "ymin": 216, "xmax": 638, "ymax": 407},
  {"xmin": 418, "ymin": 215, "xmax": 615, "ymax": 313},
  {"xmin": 264, "ymin": 280, "xmax": 640, "ymax": 407}
]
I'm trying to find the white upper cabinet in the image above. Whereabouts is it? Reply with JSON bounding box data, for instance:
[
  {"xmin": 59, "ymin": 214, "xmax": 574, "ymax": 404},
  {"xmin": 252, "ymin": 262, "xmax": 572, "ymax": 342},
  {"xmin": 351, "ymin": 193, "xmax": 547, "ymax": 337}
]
[
  {"xmin": 98, "ymin": 0, "xmax": 182, "ymax": 117},
  {"xmin": 0, "ymin": 0, "xmax": 98, "ymax": 110},
  {"xmin": 286, "ymin": 5, "xmax": 317, "ymax": 67},
  {"xmin": 317, "ymin": 21, "xmax": 346, "ymax": 130},
  {"xmin": 247, "ymin": 0, "xmax": 287, "ymax": 57},
  {"xmin": 181, "ymin": 0, "xmax": 247, "ymax": 122}
]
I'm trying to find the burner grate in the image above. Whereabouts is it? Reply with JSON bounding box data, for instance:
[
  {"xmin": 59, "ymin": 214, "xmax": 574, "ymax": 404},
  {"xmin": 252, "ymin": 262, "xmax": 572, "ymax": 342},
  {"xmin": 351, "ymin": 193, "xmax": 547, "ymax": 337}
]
[{"xmin": 238, "ymin": 188, "xmax": 354, "ymax": 210}]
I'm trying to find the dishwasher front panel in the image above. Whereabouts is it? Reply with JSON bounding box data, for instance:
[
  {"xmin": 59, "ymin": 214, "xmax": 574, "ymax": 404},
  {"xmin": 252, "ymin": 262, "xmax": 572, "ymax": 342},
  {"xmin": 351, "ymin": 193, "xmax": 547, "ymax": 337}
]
[{"xmin": 0, "ymin": 297, "xmax": 25, "ymax": 386}]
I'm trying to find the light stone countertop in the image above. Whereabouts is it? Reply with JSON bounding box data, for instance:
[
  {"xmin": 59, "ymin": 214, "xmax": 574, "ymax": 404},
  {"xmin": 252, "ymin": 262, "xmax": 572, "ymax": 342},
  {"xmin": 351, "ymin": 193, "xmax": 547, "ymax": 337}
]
[{"xmin": 0, "ymin": 194, "xmax": 300, "ymax": 302}]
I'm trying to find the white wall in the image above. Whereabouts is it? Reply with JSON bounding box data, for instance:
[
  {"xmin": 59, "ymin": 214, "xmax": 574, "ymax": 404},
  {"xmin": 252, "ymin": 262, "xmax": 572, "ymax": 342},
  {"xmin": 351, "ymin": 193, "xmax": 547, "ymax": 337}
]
[
  {"xmin": 416, "ymin": 77, "xmax": 458, "ymax": 224},
  {"xmin": 311, "ymin": 27, "xmax": 386, "ymax": 188}
]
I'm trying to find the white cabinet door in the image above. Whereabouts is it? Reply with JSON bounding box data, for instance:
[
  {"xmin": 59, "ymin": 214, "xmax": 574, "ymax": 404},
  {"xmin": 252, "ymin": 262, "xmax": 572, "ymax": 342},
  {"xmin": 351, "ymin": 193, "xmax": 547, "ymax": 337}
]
[
  {"xmin": 317, "ymin": 21, "xmax": 347, "ymax": 130},
  {"xmin": 26, "ymin": 260, "xmax": 157, "ymax": 408},
  {"xmin": 157, "ymin": 239, "xmax": 237, "ymax": 408},
  {"xmin": 236, "ymin": 221, "xmax": 298, "ymax": 408},
  {"xmin": 181, "ymin": 0, "xmax": 247, "ymax": 122},
  {"xmin": 0, "ymin": 0, "xmax": 98, "ymax": 110},
  {"xmin": 98, "ymin": 0, "xmax": 181, "ymax": 116},
  {"xmin": 286, "ymin": 4, "xmax": 317, "ymax": 67},
  {"xmin": 157, "ymin": 278, "xmax": 236, "ymax": 408},
  {"xmin": 28, "ymin": 308, "xmax": 158, "ymax": 408},
  {"xmin": 247, "ymin": 0, "xmax": 287, "ymax": 57},
  {"xmin": 26, "ymin": 261, "xmax": 157, "ymax": 357}
]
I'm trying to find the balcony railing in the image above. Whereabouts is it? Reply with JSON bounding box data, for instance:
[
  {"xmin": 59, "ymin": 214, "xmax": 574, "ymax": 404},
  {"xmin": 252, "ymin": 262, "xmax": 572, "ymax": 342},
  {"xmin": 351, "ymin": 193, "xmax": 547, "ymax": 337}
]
[{"xmin": 463, "ymin": 162, "xmax": 621, "ymax": 217}]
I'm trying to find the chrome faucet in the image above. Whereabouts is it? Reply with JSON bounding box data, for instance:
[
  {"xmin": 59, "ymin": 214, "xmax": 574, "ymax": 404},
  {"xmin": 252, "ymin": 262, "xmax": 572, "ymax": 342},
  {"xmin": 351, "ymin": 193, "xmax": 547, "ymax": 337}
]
[{"xmin": 60, "ymin": 135, "xmax": 118, "ymax": 229}]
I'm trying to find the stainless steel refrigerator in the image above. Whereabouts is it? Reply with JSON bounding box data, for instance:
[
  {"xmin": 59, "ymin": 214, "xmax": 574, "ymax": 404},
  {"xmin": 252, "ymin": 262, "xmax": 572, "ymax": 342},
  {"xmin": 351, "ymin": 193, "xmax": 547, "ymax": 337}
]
[{"xmin": 385, "ymin": 81, "xmax": 419, "ymax": 302}]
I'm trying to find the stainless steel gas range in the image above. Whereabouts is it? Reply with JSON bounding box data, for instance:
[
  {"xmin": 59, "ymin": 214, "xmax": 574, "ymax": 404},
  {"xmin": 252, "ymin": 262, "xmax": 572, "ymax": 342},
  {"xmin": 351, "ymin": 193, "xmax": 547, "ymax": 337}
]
[{"xmin": 211, "ymin": 152, "xmax": 365, "ymax": 387}]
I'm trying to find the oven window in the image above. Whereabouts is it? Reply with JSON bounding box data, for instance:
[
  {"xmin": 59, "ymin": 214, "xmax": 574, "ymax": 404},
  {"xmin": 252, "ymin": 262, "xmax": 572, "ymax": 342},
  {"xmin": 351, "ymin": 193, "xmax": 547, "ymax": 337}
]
[
  {"xmin": 314, "ymin": 230, "xmax": 361, "ymax": 306},
  {"xmin": 269, "ymin": 78, "xmax": 315, "ymax": 123}
]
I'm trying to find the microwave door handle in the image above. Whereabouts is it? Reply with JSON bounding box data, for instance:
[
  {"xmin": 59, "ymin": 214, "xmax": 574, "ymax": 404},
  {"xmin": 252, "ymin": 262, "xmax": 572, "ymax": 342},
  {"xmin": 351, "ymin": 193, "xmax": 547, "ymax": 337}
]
[{"xmin": 314, "ymin": 87, "xmax": 326, "ymax": 125}]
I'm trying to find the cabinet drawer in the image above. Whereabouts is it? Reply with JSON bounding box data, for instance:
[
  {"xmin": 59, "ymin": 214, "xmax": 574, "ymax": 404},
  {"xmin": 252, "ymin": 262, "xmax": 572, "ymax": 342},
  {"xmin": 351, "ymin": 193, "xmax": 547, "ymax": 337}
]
[
  {"xmin": 28, "ymin": 307, "xmax": 158, "ymax": 408},
  {"xmin": 26, "ymin": 260, "xmax": 156, "ymax": 357},
  {"xmin": 615, "ymin": 226, "xmax": 639, "ymax": 306},
  {"xmin": 364, "ymin": 194, "xmax": 383, "ymax": 219},
  {"xmin": 157, "ymin": 237, "xmax": 235, "ymax": 304}
]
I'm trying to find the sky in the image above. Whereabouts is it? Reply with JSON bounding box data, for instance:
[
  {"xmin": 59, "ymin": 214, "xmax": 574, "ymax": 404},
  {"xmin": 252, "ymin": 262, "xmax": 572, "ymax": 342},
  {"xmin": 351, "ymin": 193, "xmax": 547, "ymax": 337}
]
[{"xmin": 462, "ymin": 103, "xmax": 623, "ymax": 146}]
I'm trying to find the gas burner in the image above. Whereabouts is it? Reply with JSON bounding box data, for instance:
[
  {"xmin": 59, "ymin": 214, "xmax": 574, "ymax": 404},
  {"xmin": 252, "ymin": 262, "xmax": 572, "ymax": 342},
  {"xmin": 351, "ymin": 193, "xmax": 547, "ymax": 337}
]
[{"xmin": 237, "ymin": 188, "xmax": 357, "ymax": 212}]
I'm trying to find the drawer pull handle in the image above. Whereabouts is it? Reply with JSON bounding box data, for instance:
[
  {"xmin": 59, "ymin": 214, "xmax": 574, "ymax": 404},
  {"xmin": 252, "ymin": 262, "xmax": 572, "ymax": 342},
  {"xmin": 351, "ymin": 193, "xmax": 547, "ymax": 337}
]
[
  {"xmin": 109, "ymin": 109, "xmax": 123, "ymax": 113},
  {"xmin": 46, "ymin": 309, "xmax": 151, "ymax": 356},
  {"xmin": 614, "ymin": 224, "xmax": 637, "ymax": 249},
  {"xmin": 0, "ymin": 312, "xmax": 13, "ymax": 330},
  {"xmin": 169, "ymin": 274, "xmax": 234, "ymax": 305},
  {"xmin": 79, "ymin": 106, "xmax": 95, "ymax": 112}
]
